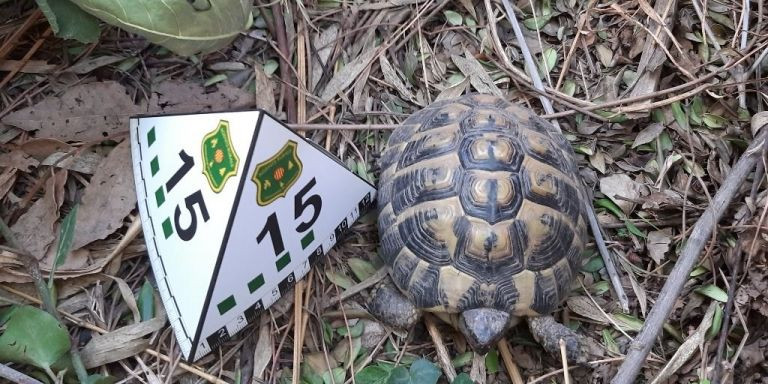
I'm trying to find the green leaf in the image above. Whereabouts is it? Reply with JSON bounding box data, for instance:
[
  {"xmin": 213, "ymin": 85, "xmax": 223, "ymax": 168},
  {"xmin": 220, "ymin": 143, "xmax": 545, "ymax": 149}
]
[
  {"xmin": 707, "ymin": 303, "xmax": 723, "ymax": 339},
  {"xmin": 84, "ymin": 374, "xmax": 117, "ymax": 384},
  {"xmin": 690, "ymin": 265, "xmax": 710, "ymax": 277},
  {"xmin": 204, "ymin": 73, "xmax": 228, "ymax": 87},
  {"xmin": 263, "ymin": 59, "xmax": 279, "ymax": 76},
  {"xmin": 591, "ymin": 280, "xmax": 611, "ymax": 295},
  {"xmin": 322, "ymin": 368, "xmax": 346, "ymax": 384},
  {"xmin": 581, "ymin": 253, "xmax": 604, "ymax": 273},
  {"xmin": 562, "ymin": 80, "xmax": 576, "ymax": 97},
  {"xmin": 451, "ymin": 351, "xmax": 473, "ymax": 368},
  {"xmin": 337, "ymin": 321, "xmax": 364, "ymax": 338},
  {"xmin": 595, "ymin": 198, "xmax": 624, "ymax": 218},
  {"xmin": 49, "ymin": 204, "xmax": 79, "ymax": 287},
  {"xmin": 443, "ymin": 10, "xmax": 463, "ymax": 26},
  {"xmin": 0, "ymin": 305, "xmax": 71, "ymax": 371},
  {"xmin": 602, "ymin": 329, "xmax": 620, "ymax": 354},
  {"xmin": 137, "ymin": 279, "xmax": 155, "ymax": 321},
  {"xmin": 452, "ymin": 373, "xmax": 475, "ymax": 384},
  {"xmin": 671, "ymin": 101, "xmax": 689, "ymax": 131},
  {"xmin": 348, "ymin": 258, "xmax": 377, "ymax": 282},
  {"xmin": 695, "ymin": 284, "xmax": 728, "ymax": 302},
  {"xmin": 485, "ymin": 349, "xmax": 500, "ymax": 373},
  {"xmin": 540, "ymin": 48, "xmax": 558, "ymax": 74},
  {"xmin": 703, "ymin": 113, "xmax": 727, "ymax": 129},
  {"xmin": 387, "ymin": 359, "xmax": 441, "ymax": 384},
  {"xmin": 356, "ymin": 366, "xmax": 392, "ymax": 384},
  {"xmin": 69, "ymin": 0, "xmax": 253, "ymax": 56},
  {"xmin": 36, "ymin": 0, "xmax": 101, "ymax": 43},
  {"xmin": 326, "ymin": 270, "xmax": 355, "ymax": 290}
]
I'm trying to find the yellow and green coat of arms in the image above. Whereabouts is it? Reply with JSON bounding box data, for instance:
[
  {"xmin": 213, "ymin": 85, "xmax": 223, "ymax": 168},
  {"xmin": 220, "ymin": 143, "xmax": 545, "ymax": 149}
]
[
  {"xmin": 201, "ymin": 120, "xmax": 240, "ymax": 193},
  {"xmin": 252, "ymin": 140, "xmax": 303, "ymax": 206}
]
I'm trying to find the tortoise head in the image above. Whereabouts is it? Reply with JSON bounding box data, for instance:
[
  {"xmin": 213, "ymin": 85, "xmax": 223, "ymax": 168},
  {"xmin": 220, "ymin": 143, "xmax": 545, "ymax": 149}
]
[{"xmin": 458, "ymin": 308, "xmax": 513, "ymax": 354}]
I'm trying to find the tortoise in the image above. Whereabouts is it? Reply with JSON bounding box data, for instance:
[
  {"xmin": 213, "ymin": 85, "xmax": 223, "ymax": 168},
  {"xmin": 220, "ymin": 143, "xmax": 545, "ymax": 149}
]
[{"xmin": 369, "ymin": 93, "xmax": 592, "ymax": 362}]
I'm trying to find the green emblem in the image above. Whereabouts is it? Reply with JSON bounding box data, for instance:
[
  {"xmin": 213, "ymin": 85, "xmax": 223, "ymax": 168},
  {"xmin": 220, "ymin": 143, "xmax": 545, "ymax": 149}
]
[
  {"xmin": 252, "ymin": 140, "xmax": 303, "ymax": 206},
  {"xmin": 201, "ymin": 120, "xmax": 240, "ymax": 193}
]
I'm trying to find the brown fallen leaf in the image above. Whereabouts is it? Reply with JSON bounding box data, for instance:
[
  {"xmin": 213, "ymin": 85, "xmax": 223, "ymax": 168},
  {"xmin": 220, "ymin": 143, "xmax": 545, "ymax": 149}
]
[
  {"xmin": 0, "ymin": 168, "xmax": 17, "ymax": 201},
  {"xmin": 0, "ymin": 148, "xmax": 39, "ymax": 172},
  {"xmin": 451, "ymin": 48, "xmax": 503, "ymax": 97},
  {"xmin": 71, "ymin": 139, "xmax": 136, "ymax": 250},
  {"xmin": 253, "ymin": 64, "xmax": 277, "ymax": 115},
  {"xmin": 80, "ymin": 305, "xmax": 166, "ymax": 369},
  {"xmin": 19, "ymin": 138, "xmax": 73, "ymax": 161},
  {"xmin": 2, "ymin": 81, "xmax": 143, "ymax": 143},
  {"xmin": 599, "ymin": 173, "xmax": 648, "ymax": 215},
  {"xmin": 40, "ymin": 150, "xmax": 104, "ymax": 174},
  {"xmin": 646, "ymin": 229, "xmax": 672, "ymax": 264},
  {"xmin": 147, "ymin": 80, "xmax": 255, "ymax": 115},
  {"xmin": 10, "ymin": 169, "xmax": 67, "ymax": 258}
]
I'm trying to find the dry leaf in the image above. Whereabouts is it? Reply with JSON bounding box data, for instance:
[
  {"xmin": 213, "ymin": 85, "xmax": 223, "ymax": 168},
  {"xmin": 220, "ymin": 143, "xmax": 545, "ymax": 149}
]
[
  {"xmin": 64, "ymin": 55, "xmax": 125, "ymax": 74},
  {"xmin": 319, "ymin": 47, "xmax": 378, "ymax": 103},
  {"xmin": 647, "ymin": 229, "xmax": 672, "ymax": 264},
  {"xmin": 2, "ymin": 81, "xmax": 142, "ymax": 142},
  {"xmin": 41, "ymin": 150, "xmax": 104, "ymax": 174},
  {"xmin": 451, "ymin": 49, "xmax": 503, "ymax": 97},
  {"xmin": 310, "ymin": 24, "xmax": 340, "ymax": 92},
  {"xmin": 0, "ymin": 149, "xmax": 39, "ymax": 172},
  {"xmin": 10, "ymin": 170, "xmax": 67, "ymax": 258},
  {"xmin": 80, "ymin": 309, "xmax": 166, "ymax": 369},
  {"xmin": 599, "ymin": 174, "xmax": 647, "ymax": 215},
  {"xmin": 435, "ymin": 77, "xmax": 470, "ymax": 102},
  {"xmin": 20, "ymin": 138, "xmax": 73, "ymax": 161},
  {"xmin": 71, "ymin": 140, "xmax": 136, "ymax": 250},
  {"xmin": 252, "ymin": 318, "xmax": 273, "ymax": 380},
  {"xmin": 379, "ymin": 55, "xmax": 418, "ymax": 104},
  {"xmin": 147, "ymin": 80, "xmax": 254, "ymax": 115},
  {"xmin": 632, "ymin": 123, "xmax": 665, "ymax": 148},
  {"xmin": 650, "ymin": 303, "xmax": 716, "ymax": 384},
  {"xmin": 253, "ymin": 64, "xmax": 277, "ymax": 115},
  {"xmin": 0, "ymin": 168, "xmax": 17, "ymax": 201}
]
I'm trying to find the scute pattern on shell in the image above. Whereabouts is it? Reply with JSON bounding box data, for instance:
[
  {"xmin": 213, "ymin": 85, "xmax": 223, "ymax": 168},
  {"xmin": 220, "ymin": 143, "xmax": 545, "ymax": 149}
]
[{"xmin": 377, "ymin": 94, "xmax": 589, "ymax": 317}]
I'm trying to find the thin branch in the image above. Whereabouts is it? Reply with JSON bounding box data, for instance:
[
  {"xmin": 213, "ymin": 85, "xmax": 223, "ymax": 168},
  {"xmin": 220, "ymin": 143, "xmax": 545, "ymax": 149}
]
[
  {"xmin": 610, "ymin": 114, "xmax": 768, "ymax": 384},
  {"xmin": 0, "ymin": 363, "xmax": 43, "ymax": 384},
  {"xmin": 500, "ymin": 0, "xmax": 630, "ymax": 312}
]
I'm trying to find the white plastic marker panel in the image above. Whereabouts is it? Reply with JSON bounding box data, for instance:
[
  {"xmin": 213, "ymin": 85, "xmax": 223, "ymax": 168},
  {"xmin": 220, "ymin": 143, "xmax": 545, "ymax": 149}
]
[{"xmin": 130, "ymin": 110, "xmax": 377, "ymax": 361}]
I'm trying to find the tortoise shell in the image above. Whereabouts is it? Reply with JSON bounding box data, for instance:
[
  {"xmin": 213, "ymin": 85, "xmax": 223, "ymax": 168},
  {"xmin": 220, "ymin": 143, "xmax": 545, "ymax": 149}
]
[{"xmin": 376, "ymin": 94, "xmax": 589, "ymax": 318}]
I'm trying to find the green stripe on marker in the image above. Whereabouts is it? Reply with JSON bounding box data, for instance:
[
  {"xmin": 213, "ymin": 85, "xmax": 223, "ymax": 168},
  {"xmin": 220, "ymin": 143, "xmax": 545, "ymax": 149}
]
[
  {"xmin": 276, "ymin": 253, "xmax": 291, "ymax": 271},
  {"xmin": 301, "ymin": 230, "xmax": 314, "ymax": 250},
  {"xmin": 162, "ymin": 218, "xmax": 173, "ymax": 238},
  {"xmin": 248, "ymin": 274, "xmax": 265, "ymax": 293},
  {"xmin": 150, "ymin": 156, "xmax": 159, "ymax": 176},
  {"xmin": 217, "ymin": 295, "xmax": 236, "ymax": 315},
  {"xmin": 155, "ymin": 187, "xmax": 165, "ymax": 207},
  {"xmin": 147, "ymin": 127, "xmax": 156, "ymax": 147}
]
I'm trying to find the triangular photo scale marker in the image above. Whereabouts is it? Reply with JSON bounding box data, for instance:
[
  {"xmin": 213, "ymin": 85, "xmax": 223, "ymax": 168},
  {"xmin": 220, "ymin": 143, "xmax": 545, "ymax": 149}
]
[
  {"xmin": 190, "ymin": 113, "xmax": 377, "ymax": 361},
  {"xmin": 129, "ymin": 111, "xmax": 263, "ymax": 360}
]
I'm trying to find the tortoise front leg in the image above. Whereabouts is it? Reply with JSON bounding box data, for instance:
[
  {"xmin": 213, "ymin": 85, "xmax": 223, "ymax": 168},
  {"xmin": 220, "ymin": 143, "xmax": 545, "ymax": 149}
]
[
  {"xmin": 367, "ymin": 276, "xmax": 421, "ymax": 331},
  {"xmin": 526, "ymin": 315, "xmax": 598, "ymax": 365}
]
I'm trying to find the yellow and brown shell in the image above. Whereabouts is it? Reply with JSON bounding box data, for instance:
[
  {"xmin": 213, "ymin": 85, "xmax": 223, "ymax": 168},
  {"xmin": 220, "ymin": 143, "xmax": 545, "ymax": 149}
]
[{"xmin": 376, "ymin": 94, "xmax": 589, "ymax": 318}]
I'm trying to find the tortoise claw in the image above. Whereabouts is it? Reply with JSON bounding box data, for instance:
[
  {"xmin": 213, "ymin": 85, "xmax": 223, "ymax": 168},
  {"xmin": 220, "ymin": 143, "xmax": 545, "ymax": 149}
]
[
  {"xmin": 526, "ymin": 315, "xmax": 601, "ymax": 365},
  {"xmin": 367, "ymin": 279, "xmax": 420, "ymax": 331}
]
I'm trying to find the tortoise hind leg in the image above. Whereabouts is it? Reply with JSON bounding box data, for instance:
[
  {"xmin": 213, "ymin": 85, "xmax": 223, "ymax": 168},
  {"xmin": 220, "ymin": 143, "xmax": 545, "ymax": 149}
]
[
  {"xmin": 526, "ymin": 315, "xmax": 599, "ymax": 365},
  {"xmin": 367, "ymin": 276, "xmax": 421, "ymax": 330}
]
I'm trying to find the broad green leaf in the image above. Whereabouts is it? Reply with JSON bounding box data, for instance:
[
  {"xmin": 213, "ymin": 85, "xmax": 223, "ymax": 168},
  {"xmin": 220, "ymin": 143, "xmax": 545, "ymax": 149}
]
[
  {"xmin": 581, "ymin": 254, "xmax": 604, "ymax": 273},
  {"xmin": 137, "ymin": 279, "xmax": 155, "ymax": 321},
  {"xmin": 486, "ymin": 348, "xmax": 500, "ymax": 373},
  {"xmin": 562, "ymin": 79, "xmax": 576, "ymax": 97},
  {"xmin": 612, "ymin": 313, "xmax": 644, "ymax": 332},
  {"xmin": 690, "ymin": 265, "xmax": 710, "ymax": 277},
  {"xmin": 522, "ymin": 0, "xmax": 553, "ymax": 30},
  {"xmin": 703, "ymin": 113, "xmax": 727, "ymax": 128},
  {"xmin": 84, "ymin": 374, "xmax": 117, "ymax": 384},
  {"xmin": 443, "ymin": 10, "xmax": 463, "ymax": 26},
  {"xmin": 263, "ymin": 59, "xmax": 279, "ymax": 76},
  {"xmin": 602, "ymin": 329, "xmax": 620, "ymax": 354},
  {"xmin": 387, "ymin": 359, "xmax": 441, "ymax": 384},
  {"xmin": 326, "ymin": 270, "xmax": 355, "ymax": 290},
  {"xmin": 348, "ymin": 258, "xmax": 377, "ymax": 281},
  {"xmin": 451, "ymin": 351, "xmax": 473, "ymax": 368},
  {"xmin": 355, "ymin": 366, "xmax": 391, "ymax": 384},
  {"xmin": 322, "ymin": 368, "xmax": 346, "ymax": 384},
  {"xmin": 541, "ymin": 48, "xmax": 558, "ymax": 73},
  {"xmin": 595, "ymin": 198, "xmax": 624, "ymax": 218},
  {"xmin": 36, "ymin": 0, "xmax": 101, "ymax": 43},
  {"xmin": 50, "ymin": 204, "xmax": 79, "ymax": 287},
  {"xmin": 0, "ymin": 305, "xmax": 71, "ymax": 371},
  {"xmin": 204, "ymin": 73, "xmax": 228, "ymax": 87},
  {"xmin": 671, "ymin": 101, "xmax": 689, "ymax": 130},
  {"xmin": 69, "ymin": 0, "xmax": 253, "ymax": 56},
  {"xmin": 695, "ymin": 284, "xmax": 728, "ymax": 302},
  {"xmin": 452, "ymin": 373, "xmax": 474, "ymax": 384},
  {"xmin": 707, "ymin": 303, "xmax": 723, "ymax": 339},
  {"xmin": 591, "ymin": 280, "xmax": 611, "ymax": 295},
  {"xmin": 337, "ymin": 321, "xmax": 364, "ymax": 338},
  {"xmin": 690, "ymin": 96, "xmax": 704, "ymax": 125}
]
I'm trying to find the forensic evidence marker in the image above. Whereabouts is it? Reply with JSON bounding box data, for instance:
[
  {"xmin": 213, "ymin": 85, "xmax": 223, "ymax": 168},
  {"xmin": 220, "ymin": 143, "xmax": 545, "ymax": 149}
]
[{"xmin": 129, "ymin": 110, "xmax": 376, "ymax": 361}]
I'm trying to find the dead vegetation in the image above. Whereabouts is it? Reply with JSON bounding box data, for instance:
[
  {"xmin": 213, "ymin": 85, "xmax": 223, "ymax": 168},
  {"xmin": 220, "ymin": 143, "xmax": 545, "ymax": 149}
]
[{"xmin": 0, "ymin": 0, "xmax": 767, "ymax": 383}]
